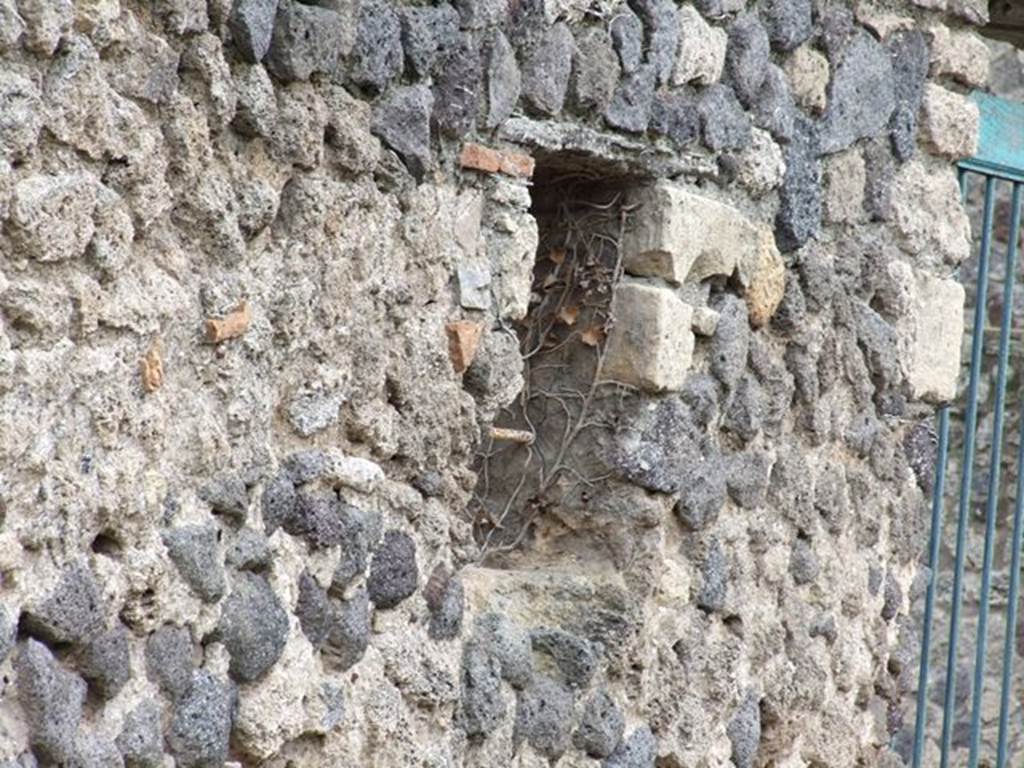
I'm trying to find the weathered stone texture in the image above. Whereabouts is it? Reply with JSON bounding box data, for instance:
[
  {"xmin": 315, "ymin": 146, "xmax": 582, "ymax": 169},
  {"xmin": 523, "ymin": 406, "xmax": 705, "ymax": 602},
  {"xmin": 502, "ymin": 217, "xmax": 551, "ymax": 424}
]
[
  {"xmin": 0, "ymin": 1, "xmax": 982, "ymax": 766},
  {"xmin": 673, "ymin": 7, "xmax": 727, "ymax": 87},
  {"xmin": 898, "ymin": 273, "xmax": 965, "ymax": 403},
  {"xmin": 622, "ymin": 181, "xmax": 764, "ymax": 285},
  {"xmin": 919, "ymin": 83, "xmax": 980, "ymax": 160},
  {"xmin": 603, "ymin": 283, "xmax": 694, "ymax": 392}
]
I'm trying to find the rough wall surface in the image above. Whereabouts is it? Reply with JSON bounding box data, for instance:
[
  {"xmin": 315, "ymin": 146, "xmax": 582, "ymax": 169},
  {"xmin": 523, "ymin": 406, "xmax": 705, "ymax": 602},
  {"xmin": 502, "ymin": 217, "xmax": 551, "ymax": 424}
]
[{"xmin": 0, "ymin": 0, "xmax": 988, "ymax": 766}]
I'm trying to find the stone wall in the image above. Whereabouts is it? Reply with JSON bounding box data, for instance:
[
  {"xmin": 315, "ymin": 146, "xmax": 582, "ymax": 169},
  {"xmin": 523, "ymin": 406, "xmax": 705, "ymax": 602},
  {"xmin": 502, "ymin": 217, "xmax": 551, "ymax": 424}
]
[{"xmin": 0, "ymin": 0, "xmax": 987, "ymax": 766}]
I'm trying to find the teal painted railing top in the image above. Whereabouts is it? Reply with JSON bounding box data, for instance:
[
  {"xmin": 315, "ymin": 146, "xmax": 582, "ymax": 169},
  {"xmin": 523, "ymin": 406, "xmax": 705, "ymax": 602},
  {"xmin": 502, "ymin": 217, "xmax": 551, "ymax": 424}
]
[{"xmin": 965, "ymin": 91, "xmax": 1024, "ymax": 184}]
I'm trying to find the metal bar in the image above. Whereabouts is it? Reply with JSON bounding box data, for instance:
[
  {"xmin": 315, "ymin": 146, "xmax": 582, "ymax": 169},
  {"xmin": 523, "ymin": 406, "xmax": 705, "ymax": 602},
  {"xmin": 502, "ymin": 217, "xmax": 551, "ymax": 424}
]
[
  {"xmin": 913, "ymin": 166, "xmax": 966, "ymax": 768},
  {"xmin": 940, "ymin": 174, "xmax": 997, "ymax": 767},
  {"xmin": 969, "ymin": 181, "xmax": 1022, "ymax": 766},
  {"xmin": 913, "ymin": 169, "xmax": 969, "ymax": 768},
  {"xmin": 960, "ymin": 158, "xmax": 1024, "ymax": 187},
  {"xmin": 996, "ymin": 183, "xmax": 1024, "ymax": 768},
  {"xmin": 912, "ymin": 404, "xmax": 953, "ymax": 768}
]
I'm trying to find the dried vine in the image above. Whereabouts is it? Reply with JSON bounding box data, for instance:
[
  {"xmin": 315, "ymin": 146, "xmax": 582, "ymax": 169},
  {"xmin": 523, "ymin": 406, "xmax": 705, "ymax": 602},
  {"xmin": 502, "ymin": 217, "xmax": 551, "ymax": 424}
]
[{"xmin": 470, "ymin": 181, "xmax": 637, "ymax": 561}]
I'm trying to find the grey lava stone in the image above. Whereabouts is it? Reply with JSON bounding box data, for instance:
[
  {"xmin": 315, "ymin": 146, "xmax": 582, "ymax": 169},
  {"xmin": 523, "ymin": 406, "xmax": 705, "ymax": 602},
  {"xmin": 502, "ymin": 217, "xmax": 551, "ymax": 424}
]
[
  {"xmin": 574, "ymin": 688, "xmax": 625, "ymax": 758},
  {"xmin": 22, "ymin": 562, "xmax": 105, "ymax": 645},
  {"xmin": 218, "ymin": 572, "xmax": 289, "ymax": 683},
  {"xmin": 163, "ymin": 525, "xmax": 226, "ymax": 603},
  {"xmin": 116, "ymin": 701, "xmax": 164, "ymax": 768},
  {"xmin": 145, "ymin": 624, "xmax": 194, "ymax": 701},
  {"xmin": 167, "ymin": 671, "xmax": 236, "ymax": 768},
  {"xmin": 16, "ymin": 640, "xmax": 87, "ymax": 764},
  {"xmin": 367, "ymin": 530, "xmax": 419, "ymax": 609},
  {"xmin": 78, "ymin": 624, "xmax": 131, "ymax": 700}
]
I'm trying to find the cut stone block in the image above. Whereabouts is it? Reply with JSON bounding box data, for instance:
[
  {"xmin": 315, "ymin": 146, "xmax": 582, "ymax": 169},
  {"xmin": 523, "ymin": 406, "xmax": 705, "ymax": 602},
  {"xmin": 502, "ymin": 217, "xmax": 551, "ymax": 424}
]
[
  {"xmin": 919, "ymin": 83, "xmax": 980, "ymax": 161},
  {"xmin": 621, "ymin": 181, "xmax": 763, "ymax": 285},
  {"xmin": 898, "ymin": 273, "xmax": 965, "ymax": 403},
  {"xmin": 602, "ymin": 282, "xmax": 694, "ymax": 392}
]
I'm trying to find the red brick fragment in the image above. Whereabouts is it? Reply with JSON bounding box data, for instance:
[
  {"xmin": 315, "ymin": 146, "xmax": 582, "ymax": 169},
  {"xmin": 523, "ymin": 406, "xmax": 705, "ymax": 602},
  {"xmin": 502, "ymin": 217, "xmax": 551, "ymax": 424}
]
[
  {"xmin": 459, "ymin": 143, "xmax": 502, "ymax": 174},
  {"xmin": 459, "ymin": 143, "xmax": 535, "ymax": 178},
  {"xmin": 499, "ymin": 151, "xmax": 535, "ymax": 178},
  {"xmin": 445, "ymin": 321, "xmax": 484, "ymax": 374}
]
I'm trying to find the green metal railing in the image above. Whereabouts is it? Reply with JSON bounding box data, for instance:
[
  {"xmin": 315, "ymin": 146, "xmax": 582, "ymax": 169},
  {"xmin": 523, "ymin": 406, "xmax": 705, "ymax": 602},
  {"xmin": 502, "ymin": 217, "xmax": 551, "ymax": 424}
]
[{"xmin": 912, "ymin": 92, "xmax": 1024, "ymax": 768}]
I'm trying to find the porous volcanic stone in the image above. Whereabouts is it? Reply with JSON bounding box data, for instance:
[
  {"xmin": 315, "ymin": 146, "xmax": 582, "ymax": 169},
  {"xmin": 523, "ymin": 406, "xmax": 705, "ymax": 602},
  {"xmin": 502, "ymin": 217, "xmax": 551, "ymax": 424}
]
[
  {"xmin": 367, "ymin": 530, "xmax": 418, "ymax": 609},
  {"xmin": 265, "ymin": 2, "xmax": 343, "ymax": 82},
  {"xmin": 163, "ymin": 525, "xmax": 226, "ymax": 603},
  {"xmin": 472, "ymin": 612, "xmax": 533, "ymax": 689},
  {"xmin": 16, "ymin": 640, "xmax": 87, "ymax": 764},
  {"xmin": 604, "ymin": 64, "xmax": 657, "ymax": 133},
  {"xmin": 228, "ymin": 0, "xmax": 277, "ymax": 63},
  {"xmin": 371, "ymin": 85, "xmax": 433, "ymax": 178},
  {"xmin": 432, "ymin": 34, "xmax": 480, "ymax": 138},
  {"xmin": 674, "ymin": 455, "xmax": 728, "ymax": 531},
  {"xmin": 605, "ymin": 725, "xmax": 657, "ymax": 767},
  {"xmin": 485, "ymin": 30, "xmax": 520, "ymax": 128},
  {"xmin": 145, "ymin": 625, "xmax": 194, "ymax": 701},
  {"xmin": 571, "ymin": 26, "xmax": 619, "ymax": 112},
  {"xmin": 519, "ymin": 22, "xmax": 573, "ymax": 115},
  {"xmin": 218, "ymin": 572, "xmax": 289, "ymax": 683},
  {"xmin": 727, "ymin": 691, "xmax": 761, "ymax": 768},
  {"xmin": 775, "ymin": 117, "xmax": 821, "ymax": 251},
  {"xmin": 513, "ymin": 676, "xmax": 575, "ymax": 759},
  {"xmin": 628, "ymin": 0, "xmax": 679, "ymax": 85},
  {"xmin": 78, "ymin": 624, "xmax": 131, "ymax": 700},
  {"xmin": 697, "ymin": 539, "xmax": 728, "ymax": 613},
  {"xmin": 400, "ymin": 4, "xmax": 459, "ymax": 79},
  {"xmin": 167, "ymin": 671, "xmax": 235, "ymax": 768},
  {"xmin": 323, "ymin": 588, "xmax": 371, "ymax": 670},
  {"xmin": 699, "ymin": 83, "xmax": 752, "ymax": 151},
  {"xmin": 427, "ymin": 572, "xmax": 464, "ymax": 641},
  {"xmin": 460, "ymin": 643, "xmax": 506, "ymax": 737},
  {"xmin": 887, "ymin": 30, "xmax": 929, "ymax": 163},
  {"xmin": 759, "ymin": 0, "xmax": 811, "ymax": 51},
  {"xmin": 22, "ymin": 562, "xmax": 105, "ymax": 645},
  {"xmin": 725, "ymin": 12, "xmax": 770, "ymax": 106},
  {"xmin": 225, "ymin": 526, "xmax": 272, "ymax": 571},
  {"xmin": 574, "ymin": 688, "xmax": 624, "ymax": 757},
  {"xmin": 531, "ymin": 628, "xmax": 596, "ymax": 688},
  {"xmin": 350, "ymin": 0, "xmax": 403, "ymax": 92},
  {"xmin": 610, "ymin": 8, "xmax": 643, "ymax": 74},
  {"xmin": 651, "ymin": 90, "xmax": 700, "ymax": 145},
  {"xmin": 819, "ymin": 30, "xmax": 895, "ymax": 155},
  {"xmin": 116, "ymin": 701, "xmax": 164, "ymax": 768}
]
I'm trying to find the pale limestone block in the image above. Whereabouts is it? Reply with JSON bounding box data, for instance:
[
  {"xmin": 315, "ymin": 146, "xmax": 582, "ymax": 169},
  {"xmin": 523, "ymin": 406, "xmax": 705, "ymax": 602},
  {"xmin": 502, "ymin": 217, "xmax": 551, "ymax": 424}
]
[
  {"xmin": 622, "ymin": 181, "xmax": 762, "ymax": 285},
  {"xmin": 854, "ymin": 3, "xmax": 914, "ymax": 39},
  {"xmin": 919, "ymin": 83, "xmax": 980, "ymax": 161},
  {"xmin": 899, "ymin": 273, "xmax": 965, "ymax": 403},
  {"xmin": 887, "ymin": 161, "xmax": 971, "ymax": 270},
  {"xmin": 784, "ymin": 45, "xmax": 829, "ymax": 115},
  {"xmin": 822, "ymin": 149, "xmax": 866, "ymax": 225},
  {"xmin": 734, "ymin": 128, "xmax": 786, "ymax": 197},
  {"xmin": 672, "ymin": 7, "xmax": 727, "ymax": 87},
  {"xmin": 692, "ymin": 306, "xmax": 720, "ymax": 336},
  {"xmin": 929, "ymin": 25, "xmax": 990, "ymax": 88},
  {"xmin": 603, "ymin": 282, "xmax": 694, "ymax": 392}
]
